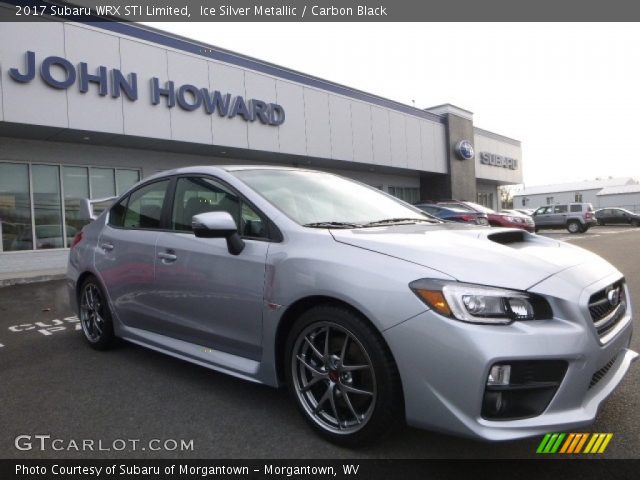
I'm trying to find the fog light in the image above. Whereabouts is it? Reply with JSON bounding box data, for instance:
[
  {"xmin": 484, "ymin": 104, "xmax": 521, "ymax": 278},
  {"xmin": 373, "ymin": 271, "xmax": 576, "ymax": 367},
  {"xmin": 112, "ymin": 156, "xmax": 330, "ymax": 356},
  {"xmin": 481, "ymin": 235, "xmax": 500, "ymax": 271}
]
[
  {"xmin": 483, "ymin": 391, "xmax": 505, "ymax": 416},
  {"xmin": 487, "ymin": 364, "xmax": 511, "ymax": 386},
  {"xmin": 482, "ymin": 360, "xmax": 568, "ymax": 420}
]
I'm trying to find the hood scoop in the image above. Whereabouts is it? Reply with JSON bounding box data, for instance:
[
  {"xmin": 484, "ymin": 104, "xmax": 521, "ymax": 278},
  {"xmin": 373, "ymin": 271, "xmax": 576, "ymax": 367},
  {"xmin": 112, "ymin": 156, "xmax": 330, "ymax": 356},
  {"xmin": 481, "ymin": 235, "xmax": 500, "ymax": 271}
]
[{"xmin": 487, "ymin": 230, "xmax": 528, "ymax": 245}]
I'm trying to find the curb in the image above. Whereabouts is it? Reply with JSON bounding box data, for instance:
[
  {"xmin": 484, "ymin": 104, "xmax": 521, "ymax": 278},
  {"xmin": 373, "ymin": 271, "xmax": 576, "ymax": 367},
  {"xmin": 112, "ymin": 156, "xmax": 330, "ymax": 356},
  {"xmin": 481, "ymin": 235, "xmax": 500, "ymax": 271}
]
[{"xmin": 0, "ymin": 273, "xmax": 66, "ymax": 288}]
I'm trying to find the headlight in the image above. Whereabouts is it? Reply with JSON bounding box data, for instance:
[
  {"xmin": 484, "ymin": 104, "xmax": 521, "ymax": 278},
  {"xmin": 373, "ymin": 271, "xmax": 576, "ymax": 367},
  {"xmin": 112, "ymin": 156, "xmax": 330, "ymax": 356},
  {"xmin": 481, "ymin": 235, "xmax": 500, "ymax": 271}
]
[
  {"xmin": 409, "ymin": 279, "xmax": 552, "ymax": 324},
  {"xmin": 506, "ymin": 216, "xmax": 524, "ymax": 223}
]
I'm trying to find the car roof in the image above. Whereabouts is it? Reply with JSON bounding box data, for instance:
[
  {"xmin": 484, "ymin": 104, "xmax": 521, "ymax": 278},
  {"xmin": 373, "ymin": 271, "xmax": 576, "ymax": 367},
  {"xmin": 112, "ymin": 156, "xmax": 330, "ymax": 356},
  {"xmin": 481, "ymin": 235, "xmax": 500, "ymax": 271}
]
[{"xmin": 142, "ymin": 164, "xmax": 314, "ymax": 183}]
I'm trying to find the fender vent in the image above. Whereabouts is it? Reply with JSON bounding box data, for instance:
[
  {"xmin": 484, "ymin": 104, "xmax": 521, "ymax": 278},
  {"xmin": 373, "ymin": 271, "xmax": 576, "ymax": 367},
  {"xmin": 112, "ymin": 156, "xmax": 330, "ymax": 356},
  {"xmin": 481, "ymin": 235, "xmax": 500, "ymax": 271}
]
[{"xmin": 589, "ymin": 354, "xmax": 618, "ymax": 389}]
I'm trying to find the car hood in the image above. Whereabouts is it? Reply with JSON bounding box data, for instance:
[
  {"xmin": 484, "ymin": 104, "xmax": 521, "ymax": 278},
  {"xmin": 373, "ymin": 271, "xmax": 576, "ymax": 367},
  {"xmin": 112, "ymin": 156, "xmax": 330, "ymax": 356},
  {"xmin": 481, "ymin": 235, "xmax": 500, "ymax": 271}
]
[{"xmin": 330, "ymin": 223, "xmax": 613, "ymax": 290}]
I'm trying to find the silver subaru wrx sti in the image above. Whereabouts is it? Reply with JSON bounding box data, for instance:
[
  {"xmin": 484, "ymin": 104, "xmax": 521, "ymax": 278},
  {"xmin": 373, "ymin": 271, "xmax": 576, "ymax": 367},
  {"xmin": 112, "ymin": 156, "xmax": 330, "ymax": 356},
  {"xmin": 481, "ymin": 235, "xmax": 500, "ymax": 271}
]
[{"xmin": 67, "ymin": 166, "xmax": 637, "ymax": 445}]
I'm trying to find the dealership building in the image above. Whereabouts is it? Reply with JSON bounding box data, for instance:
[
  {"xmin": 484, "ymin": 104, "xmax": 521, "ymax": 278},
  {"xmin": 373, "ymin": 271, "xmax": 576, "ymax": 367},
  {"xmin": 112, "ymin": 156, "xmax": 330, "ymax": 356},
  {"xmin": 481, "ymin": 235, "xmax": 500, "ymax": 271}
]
[{"xmin": 0, "ymin": 19, "xmax": 523, "ymax": 280}]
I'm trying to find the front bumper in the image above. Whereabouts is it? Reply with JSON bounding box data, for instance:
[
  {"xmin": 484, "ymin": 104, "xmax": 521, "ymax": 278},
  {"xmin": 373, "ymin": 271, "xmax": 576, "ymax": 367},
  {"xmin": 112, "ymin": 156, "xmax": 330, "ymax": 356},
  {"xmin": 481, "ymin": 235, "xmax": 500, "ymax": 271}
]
[{"xmin": 384, "ymin": 270, "xmax": 637, "ymax": 441}]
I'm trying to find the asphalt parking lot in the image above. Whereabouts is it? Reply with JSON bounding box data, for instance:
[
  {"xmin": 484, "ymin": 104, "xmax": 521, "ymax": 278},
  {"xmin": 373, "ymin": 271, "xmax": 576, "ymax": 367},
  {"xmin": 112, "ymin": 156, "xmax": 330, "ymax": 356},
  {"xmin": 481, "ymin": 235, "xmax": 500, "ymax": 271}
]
[{"xmin": 0, "ymin": 226, "xmax": 638, "ymax": 459}]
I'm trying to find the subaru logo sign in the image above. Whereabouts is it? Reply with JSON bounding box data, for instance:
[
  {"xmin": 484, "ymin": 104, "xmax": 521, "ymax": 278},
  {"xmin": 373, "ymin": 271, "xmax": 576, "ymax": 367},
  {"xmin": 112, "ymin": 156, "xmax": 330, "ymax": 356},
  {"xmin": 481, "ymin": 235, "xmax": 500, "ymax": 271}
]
[{"xmin": 455, "ymin": 140, "xmax": 474, "ymax": 161}]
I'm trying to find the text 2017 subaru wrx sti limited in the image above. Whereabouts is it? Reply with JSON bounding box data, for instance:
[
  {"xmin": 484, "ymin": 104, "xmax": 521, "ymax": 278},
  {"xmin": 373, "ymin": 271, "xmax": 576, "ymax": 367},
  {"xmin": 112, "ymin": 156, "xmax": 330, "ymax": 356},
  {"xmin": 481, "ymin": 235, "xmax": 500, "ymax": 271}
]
[{"xmin": 67, "ymin": 166, "xmax": 637, "ymax": 445}]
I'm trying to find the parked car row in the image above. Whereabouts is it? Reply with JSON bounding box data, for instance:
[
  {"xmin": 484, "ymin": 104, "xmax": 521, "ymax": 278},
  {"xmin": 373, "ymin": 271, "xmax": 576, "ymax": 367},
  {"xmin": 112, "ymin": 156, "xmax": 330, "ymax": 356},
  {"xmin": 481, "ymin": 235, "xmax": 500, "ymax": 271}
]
[
  {"xmin": 414, "ymin": 200, "xmax": 535, "ymax": 232},
  {"xmin": 413, "ymin": 200, "xmax": 639, "ymax": 234}
]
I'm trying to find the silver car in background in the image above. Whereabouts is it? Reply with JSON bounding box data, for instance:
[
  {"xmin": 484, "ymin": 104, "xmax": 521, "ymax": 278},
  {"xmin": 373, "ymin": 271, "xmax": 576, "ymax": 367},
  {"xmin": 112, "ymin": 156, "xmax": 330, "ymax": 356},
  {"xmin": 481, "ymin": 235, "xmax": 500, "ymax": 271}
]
[{"xmin": 67, "ymin": 166, "xmax": 637, "ymax": 445}]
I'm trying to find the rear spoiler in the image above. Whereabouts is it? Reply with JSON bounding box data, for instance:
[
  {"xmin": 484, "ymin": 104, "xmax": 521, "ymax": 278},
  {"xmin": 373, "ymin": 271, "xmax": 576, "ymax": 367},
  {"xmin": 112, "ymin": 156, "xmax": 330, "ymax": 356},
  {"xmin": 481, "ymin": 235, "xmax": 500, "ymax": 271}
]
[{"xmin": 80, "ymin": 197, "xmax": 118, "ymax": 221}]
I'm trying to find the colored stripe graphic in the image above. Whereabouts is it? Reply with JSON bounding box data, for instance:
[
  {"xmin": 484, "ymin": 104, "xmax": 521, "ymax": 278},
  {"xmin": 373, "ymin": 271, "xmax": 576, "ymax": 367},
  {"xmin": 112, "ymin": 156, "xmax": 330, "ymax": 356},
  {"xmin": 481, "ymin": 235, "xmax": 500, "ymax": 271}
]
[{"xmin": 537, "ymin": 433, "xmax": 613, "ymax": 454}]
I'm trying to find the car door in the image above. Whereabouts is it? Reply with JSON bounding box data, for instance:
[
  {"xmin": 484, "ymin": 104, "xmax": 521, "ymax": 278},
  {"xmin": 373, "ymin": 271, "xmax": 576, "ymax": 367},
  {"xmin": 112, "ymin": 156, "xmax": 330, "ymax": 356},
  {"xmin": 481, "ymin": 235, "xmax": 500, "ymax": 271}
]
[
  {"xmin": 151, "ymin": 176, "xmax": 270, "ymax": 361},
  {"xmin": 533, "ymin": 206, "xmax": 552, "ymax": 226},
  {"xmin": 613, "ymin": 209, "xmax": 628, "ymax": 224},
  {"xmin": 553, "ymin": 204, "xmax": 569, "ymax": 225},
  {"xmin": 94, "ymin": 179, "xmax": 171, "ymax": 330}
]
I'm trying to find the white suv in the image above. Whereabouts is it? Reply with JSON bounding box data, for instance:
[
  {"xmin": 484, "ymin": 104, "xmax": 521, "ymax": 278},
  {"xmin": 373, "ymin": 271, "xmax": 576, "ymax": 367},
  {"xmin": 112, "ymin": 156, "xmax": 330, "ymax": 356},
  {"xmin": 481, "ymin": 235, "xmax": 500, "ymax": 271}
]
[{"xmin": 533, "ymin": 203, "xmax": 597, "ymax": 233}]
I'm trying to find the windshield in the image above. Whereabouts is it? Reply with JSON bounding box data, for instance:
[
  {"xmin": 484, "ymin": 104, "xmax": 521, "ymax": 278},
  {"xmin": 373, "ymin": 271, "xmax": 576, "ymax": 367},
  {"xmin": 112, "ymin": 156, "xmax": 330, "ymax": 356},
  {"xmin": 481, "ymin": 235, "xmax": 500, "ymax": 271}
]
[{"xmin": 233, "ymin": 169, "xmax": 433, "ymax": 226}]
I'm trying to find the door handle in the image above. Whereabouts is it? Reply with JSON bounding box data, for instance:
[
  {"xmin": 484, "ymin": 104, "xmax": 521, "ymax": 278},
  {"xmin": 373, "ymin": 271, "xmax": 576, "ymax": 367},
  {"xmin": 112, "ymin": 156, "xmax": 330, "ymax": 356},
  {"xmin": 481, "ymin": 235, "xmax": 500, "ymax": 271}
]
[
  {"xmin": 157, "ymin": 251, "xmax": 177, "ymax": 262},
  {"xmin": 100, "ymin": 243, "xmax": 114, "ymax": 251}
]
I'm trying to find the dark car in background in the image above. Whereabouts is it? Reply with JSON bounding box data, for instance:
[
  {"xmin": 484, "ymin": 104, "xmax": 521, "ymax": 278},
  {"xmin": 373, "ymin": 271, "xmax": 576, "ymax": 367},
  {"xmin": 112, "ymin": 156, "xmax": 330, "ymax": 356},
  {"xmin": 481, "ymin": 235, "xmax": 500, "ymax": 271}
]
[
  {"xmin": 595, "ymin": 208, "xmax": 640, "ymax": 227},
  {"xmin": 415, "ymin": 204, "xmax": 489, "ymax": 225},
  {"xmin": 436, "ymin": 201, "xmax": 535, "ymax": 232}
]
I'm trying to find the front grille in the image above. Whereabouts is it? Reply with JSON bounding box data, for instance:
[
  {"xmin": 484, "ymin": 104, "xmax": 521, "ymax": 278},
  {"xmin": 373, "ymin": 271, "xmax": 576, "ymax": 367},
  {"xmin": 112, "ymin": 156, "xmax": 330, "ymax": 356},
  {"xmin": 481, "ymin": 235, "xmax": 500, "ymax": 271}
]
[
  {"xmin": 588, "ymin": 280, "xmax": 626, "ymax": 339},
  {"xmin": 589, "ymin": 354, "xmax": 618, "ymax": 389}
]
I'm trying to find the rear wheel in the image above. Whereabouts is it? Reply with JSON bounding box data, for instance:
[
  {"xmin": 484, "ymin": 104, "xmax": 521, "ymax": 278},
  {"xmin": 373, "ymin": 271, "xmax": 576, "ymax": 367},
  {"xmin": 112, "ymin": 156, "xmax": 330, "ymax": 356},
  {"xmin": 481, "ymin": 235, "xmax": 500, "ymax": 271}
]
[
  {"xmin": 632, "ymin": 219, "xmax": 640, "ymax": 227},
  {"xmin": 79, "ymin": 276, "xmax": 115, "ymax": 350},
  {"xmin": 285, "ymin": 305, "xmax": 402, "ymax": 446},
  {"xmin": 567, "ymin": 220, "xmax": 582, "ymax": 234}
]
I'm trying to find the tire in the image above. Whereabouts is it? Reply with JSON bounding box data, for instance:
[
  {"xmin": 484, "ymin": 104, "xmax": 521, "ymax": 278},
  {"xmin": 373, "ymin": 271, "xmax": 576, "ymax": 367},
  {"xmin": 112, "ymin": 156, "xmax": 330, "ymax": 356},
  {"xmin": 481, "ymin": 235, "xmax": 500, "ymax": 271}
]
[
  {"xmin": 285, "ymin": 304, "xmax": 402, "ymax": 447},
  {"xmin": 632, "ymin": 219, "xmax": 640, "ymax": 228},
  {"xmin": 78, "ymin": 276, "xmax": 116, "ymax": 350},
  {"xmin": 597, "ymin": 220, "xmax": 604, "ymax": 226},
  {"xmin": 534, "ymin": 227, "xmax": 539, "ymax": 233},
  {"xmin": 567, "ymin": 220, "xmax": 582, "ymax": 234}
]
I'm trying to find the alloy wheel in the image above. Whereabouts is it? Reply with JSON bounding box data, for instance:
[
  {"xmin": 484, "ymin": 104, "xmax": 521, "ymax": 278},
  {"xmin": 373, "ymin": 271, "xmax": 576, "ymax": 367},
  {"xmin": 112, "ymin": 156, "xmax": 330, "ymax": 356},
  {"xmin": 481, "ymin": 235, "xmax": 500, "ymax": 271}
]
[
  {"xmin": 291, "ymin": 322, "xmax": 377, "ymax": 434},
  {"xmin": 80, "ymin": 283, "xmax": 105, "ymax": 342}
]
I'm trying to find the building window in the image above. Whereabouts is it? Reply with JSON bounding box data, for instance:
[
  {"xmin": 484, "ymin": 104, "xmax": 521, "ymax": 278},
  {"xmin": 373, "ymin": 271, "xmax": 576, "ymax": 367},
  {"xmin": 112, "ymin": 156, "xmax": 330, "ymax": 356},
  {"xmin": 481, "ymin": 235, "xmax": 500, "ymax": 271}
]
[
  {"xmin": 388, "ymin": 186, "xmax": 419, "ymax": 204},
  {"xmin": 0, "ymin": 163, "xmax": 32, "ymax": 252},
  {"xmin": 91, "ymin": 167, "xmax": 116, "ymax": 199},
  {"xmin": 32, "ymin": 164, "xmax": 64, "ymax": 250},
  {"xmin": 574, "ymin": 192, "xmax": 583, "ymax": 202},
  {"xmin": 0, "ymin": 162, "xmax": 140, "ymax": 252},
  {"xmin": 546, "ymin": 196, "xmax": 554, "ymax": 205},
  {"xmin": 477, "ymin": 192, "xmax": 494, "ymax": 209}
]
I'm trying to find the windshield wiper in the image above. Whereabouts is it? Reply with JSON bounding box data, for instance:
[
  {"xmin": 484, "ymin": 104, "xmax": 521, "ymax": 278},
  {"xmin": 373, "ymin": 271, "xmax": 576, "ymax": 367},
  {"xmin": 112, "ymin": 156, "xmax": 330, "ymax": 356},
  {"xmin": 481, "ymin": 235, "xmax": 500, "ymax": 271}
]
[
  {"xmin": 362, "ymin": 217, "xmax": 440, "ymax": 227},
  {"xmin": 303, "ymin": 221, "xmax": 362, "ymax": 229}
]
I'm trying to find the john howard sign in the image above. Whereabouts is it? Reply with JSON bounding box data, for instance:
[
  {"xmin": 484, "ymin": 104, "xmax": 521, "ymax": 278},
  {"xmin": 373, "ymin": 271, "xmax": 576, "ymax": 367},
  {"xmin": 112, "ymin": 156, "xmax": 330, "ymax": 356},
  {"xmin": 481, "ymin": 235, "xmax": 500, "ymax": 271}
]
[{"xmin": 7, "ymin": 51, "xmax": 286, "ymax": 126}]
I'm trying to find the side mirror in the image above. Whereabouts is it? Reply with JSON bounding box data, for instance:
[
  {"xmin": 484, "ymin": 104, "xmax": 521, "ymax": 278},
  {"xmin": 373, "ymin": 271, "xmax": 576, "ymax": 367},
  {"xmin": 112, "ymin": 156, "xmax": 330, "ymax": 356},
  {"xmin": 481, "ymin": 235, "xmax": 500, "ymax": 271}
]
[{"xmin": 192, "ymin": 211, "xmax": 245, "ymax": 255}]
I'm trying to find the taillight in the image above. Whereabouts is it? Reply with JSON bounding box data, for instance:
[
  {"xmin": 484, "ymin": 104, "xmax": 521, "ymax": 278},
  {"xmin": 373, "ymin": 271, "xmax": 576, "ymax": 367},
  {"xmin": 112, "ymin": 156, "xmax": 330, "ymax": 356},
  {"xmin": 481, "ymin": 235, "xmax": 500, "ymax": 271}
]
[
  {"xmin": 70, "ymin": 231, "xmax": 83, "ymax": 249},
  {"xmin": 454, "ymin": 215, "xmax": 476, "ymax": 222},
  {"xmin": 585, "ymin": 212, "xmax": 593, "ymax": 219}
]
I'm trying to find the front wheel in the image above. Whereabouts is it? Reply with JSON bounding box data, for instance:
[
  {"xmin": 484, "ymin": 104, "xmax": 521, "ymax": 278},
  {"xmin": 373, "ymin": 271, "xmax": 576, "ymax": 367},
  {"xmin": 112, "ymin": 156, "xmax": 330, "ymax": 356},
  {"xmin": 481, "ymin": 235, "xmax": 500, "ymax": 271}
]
[
  {"xmin": 285, "ymin": 305, "xmax": 402, "ymax": 446},
  {"xmin": 567, "ymin": 220, "xmax": 582, "ymax": 234},
  {"xmin": 79, "ymin": 276, "xmax": 115, "ymax": 350},
  {"xmin": 632, "ymin": 219, "xmax": 640, "ymax": 227}
]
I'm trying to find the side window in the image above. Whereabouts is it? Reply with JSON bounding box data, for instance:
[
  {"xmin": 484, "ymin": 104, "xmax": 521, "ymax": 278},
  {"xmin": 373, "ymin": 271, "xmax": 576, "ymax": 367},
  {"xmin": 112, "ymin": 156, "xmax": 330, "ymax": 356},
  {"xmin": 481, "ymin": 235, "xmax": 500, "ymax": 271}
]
[
  {"xmin": 109, "ymin": 197, "xmax": 128, "ymax": 227},
  {"xmin": 172, "ymin": 177, "xmax": 268, "ymax": 239},
  {"xmin": 569, "ymin": 204, "xmax": 582, "ymax": 213},
  {"xmin": 122, "ymin": 180, "xmax": 170, "ymax": 229},
  {"xmin": 554, "ymin": 205, "xmax": 568, "ymax": 214}
]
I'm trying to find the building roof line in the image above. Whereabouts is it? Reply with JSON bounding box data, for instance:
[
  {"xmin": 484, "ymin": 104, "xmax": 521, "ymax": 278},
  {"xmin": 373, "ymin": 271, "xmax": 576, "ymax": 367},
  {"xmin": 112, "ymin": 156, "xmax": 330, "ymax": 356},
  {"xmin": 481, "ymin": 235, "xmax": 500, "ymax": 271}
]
[
  {"xmin": 515, "ymin": 177, "xmax": 636, "ymax": 196},
  {"xmin": 77, "ymin": 20, "xmax": 447, "ymax": 125},
  {"xmin": 473, "ymin": 127, "xmax": 521, "ymax": 146}
]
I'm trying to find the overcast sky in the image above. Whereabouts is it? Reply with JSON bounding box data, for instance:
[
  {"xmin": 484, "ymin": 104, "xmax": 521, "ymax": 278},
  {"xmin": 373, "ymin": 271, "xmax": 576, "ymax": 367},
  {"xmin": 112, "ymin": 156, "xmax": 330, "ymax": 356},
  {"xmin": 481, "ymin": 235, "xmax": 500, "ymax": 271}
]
[{"xmin": 145, "ymin": 22, "xmax": 639, "ymax": 187}]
